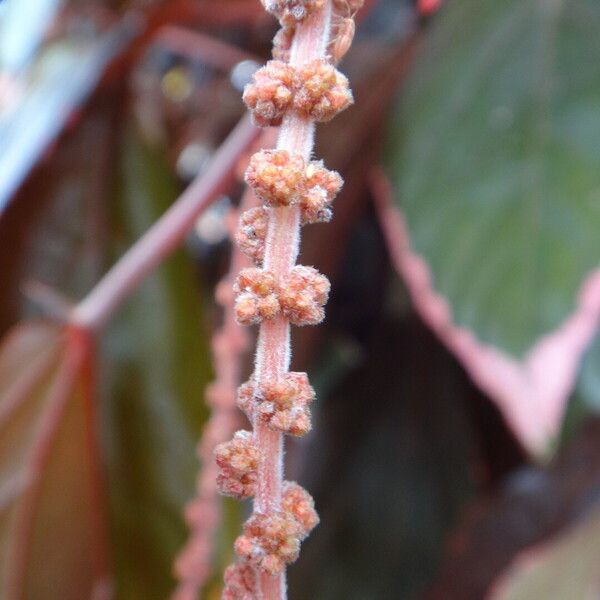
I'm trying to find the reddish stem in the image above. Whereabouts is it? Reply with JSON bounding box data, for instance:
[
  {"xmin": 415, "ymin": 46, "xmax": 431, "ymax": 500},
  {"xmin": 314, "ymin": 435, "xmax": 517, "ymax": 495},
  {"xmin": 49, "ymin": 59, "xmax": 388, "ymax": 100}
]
[{"xmin": 252, "ymin": 5, "xmax": 333, "ymax": 599}]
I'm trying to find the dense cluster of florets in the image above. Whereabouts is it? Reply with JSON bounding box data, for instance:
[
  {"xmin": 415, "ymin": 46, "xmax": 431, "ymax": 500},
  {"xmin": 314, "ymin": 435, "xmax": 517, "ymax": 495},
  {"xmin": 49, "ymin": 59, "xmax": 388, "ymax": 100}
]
[
  {"xmin": 234, "ymin": 268, "xmax": 280, "ymax": 325},
  {"xmin": 238, "ymin": 371, "xmax": 315, "ymax": 436},
  {"xmin": 293, "ymin": 59, "xmax": 353, "ymax": 121},
  {"xmin": 279, "ymin": 265, "xmax": 330, "ymax": 325},
  {"xmin": 234, "ymin": 512, "xmax": 303, "ymax": 574},
  {"xmin": 232, "ymin": 481, "xmax": 319, "ymax": 575},
  {"xmin": 235, "ymin": 206, "xmax": 269, "ymax": 265},
  {"xmin": 301, "ymin": 160, "xmax": 343, "ymax": 223},
  {"xmin": 282, "ymin": 481, "xmax": 320, "ymax": 535},
  {"xmin": 243, "ymin": 58, "xmax": 352, "ymax": 125},
  {"xmin": 244, "ymin": 150, "xmax": 342, "ymax": 222},
  {"xmin": 215, "ymin": 430, "xmax": 258, "ymax": 499},
  {"xmin": 245, "ymin": 150, "xmax": 305, "ymax": 207},
  {"xmin": 222, "ymin": 562, "xmax": 257, "ymax": 600},
  {"xmin": 242, "ymin": 61, "xmax": 296, "ymax": 127},
  {"xmin": 233, "ymin": 266, "xmax": 330, "ymax": 327}
]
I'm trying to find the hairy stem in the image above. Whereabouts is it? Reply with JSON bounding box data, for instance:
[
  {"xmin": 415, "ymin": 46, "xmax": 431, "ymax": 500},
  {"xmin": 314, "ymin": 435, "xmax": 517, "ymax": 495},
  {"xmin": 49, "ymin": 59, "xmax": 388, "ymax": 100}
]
[{"xmin": 253, "ymin": 5, "xmax": 332, "ymax": 598}]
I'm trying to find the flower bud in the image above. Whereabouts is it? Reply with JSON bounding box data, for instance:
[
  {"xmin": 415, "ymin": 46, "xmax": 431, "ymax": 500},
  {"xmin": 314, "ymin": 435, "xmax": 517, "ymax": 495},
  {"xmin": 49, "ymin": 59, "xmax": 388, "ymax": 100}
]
[
  {"xmin": 223, "ymin": 562, "xmax": 257, "ymax": 600},
  {"xmin": 294, "ymin": 59, "xmax": 353, "ymax": 122},
  {"xmin": 282, "ymin": 481, "xmax": 319, "ymax": 536},
  {"xmin": 243, "ymin": 60, "xmax": 296, "ymax": 127},
  {"xmin": 234, "ymin": 512, "xmax": 303, "ymax": 574},
  {"xmin": 245, "ymin": 149, "xmax": 305, "ymax": 207},
  {"xmin": 279, "ymin": 265, "xmax": 330, "ymax": 325},
  {"xmin": 215, "ymin": 431, "xmax": 258, "ymax": 499},
  {"xmin": 235, "ymin": 206, "xmax": 269, "ymax": 265},
  {"xmin": 234, "ymin": 268, "xmax": 281, "ymax": 325},
  {"xmin": 301, "ymin": 161, "xmax": 343, "ymax": 224}
]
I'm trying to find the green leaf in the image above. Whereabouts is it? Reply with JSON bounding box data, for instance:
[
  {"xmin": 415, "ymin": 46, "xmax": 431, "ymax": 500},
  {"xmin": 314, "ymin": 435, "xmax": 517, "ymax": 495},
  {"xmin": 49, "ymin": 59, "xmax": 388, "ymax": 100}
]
[
  {"xmin": 491, "ymin": 505, "xmax": 600, "ymax": 600},
  {"xmin": 102, "ymin": 125, "xmax": 213, "ymax": 599},
  {"xmin": 386, "ymin": 0, "xmax": 600, "ymax": 358},
  {"xmin": 0, "ymin": 321, "xmax": 109, "ymax": 599}
]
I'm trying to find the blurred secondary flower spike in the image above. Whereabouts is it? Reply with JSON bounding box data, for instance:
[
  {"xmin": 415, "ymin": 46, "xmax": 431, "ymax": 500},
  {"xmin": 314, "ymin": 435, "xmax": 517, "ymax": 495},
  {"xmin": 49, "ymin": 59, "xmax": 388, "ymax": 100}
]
[{"xmin": 221, "ymin": 0, "xmax": 359, "ymax": 596}]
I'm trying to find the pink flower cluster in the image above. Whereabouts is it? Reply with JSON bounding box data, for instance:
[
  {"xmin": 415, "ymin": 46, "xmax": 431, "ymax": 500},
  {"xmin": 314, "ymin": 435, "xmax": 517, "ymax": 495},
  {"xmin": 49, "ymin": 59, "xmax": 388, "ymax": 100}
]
[
  {"xmin": 234, "ymin": 265, "xmax": 330, "ymax": 326},
  {"xmin": 238, "ymin": 371, "xmax": 315, "ymax": 436}
]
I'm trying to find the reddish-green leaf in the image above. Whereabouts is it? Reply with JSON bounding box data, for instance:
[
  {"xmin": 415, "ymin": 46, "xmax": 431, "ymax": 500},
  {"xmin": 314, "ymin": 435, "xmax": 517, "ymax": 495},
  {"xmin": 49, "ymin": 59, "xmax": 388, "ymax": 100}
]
[{"xmin": 0, "ymin": 321, "xmax": 110, "ymax": 599}]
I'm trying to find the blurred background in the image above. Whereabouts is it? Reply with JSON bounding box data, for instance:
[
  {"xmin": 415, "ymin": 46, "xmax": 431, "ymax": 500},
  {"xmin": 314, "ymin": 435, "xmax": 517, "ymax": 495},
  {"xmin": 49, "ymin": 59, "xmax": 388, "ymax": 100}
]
[{"xmin": 2, "ymin": 0, "xmax": 600, "ymax": 598}]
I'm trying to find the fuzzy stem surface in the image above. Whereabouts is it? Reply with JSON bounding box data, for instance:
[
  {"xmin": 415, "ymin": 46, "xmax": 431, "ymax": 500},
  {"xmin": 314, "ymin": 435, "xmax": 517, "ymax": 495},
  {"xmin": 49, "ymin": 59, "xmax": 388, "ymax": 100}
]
[{"xmin": 252, "ymin": 4, "xmax": 332, "ymax": 598}]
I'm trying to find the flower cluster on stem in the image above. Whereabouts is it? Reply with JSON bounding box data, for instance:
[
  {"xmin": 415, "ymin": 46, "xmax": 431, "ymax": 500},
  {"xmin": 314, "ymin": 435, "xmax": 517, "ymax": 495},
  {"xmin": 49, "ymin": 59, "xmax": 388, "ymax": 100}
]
[{"xmin": 219, "ymin": 1, "xmax": 360, "ymax": 598}]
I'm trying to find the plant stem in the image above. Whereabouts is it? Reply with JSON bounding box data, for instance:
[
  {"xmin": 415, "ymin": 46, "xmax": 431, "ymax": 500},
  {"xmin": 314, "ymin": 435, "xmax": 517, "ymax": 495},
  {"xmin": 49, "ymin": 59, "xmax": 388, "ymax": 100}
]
[
  {"xmin": 70, "ymin": 114, "xmax": 259, "ymax": 331},
  {"xmin": 252, "ymin": 5, "xmax": 332, "ymax": 598}
]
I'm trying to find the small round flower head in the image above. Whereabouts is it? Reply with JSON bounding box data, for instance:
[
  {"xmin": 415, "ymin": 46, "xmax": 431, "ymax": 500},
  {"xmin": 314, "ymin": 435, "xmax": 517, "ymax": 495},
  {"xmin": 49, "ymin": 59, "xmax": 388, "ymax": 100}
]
[
  {"xmin": 257, "ymin": 371, "xmax": 315, "ymax": 436},
  {"xmin": 235, "ymin": 206, "xmax": 269, "ymax": 265},
  {"xmin": 279, "ymin": 265, "xmax": 330, "ymax": 326},
  {"xmin": 237, "ymin": 379, "xmax": 256, "ymax": 417},
  {"xmin": 294, "ymin": 59, "xmax": 353, "ymax": 122},
  {"xmin": 223, "ymin": 562, "xmax": 257, "ymax": 600},
  {"xmin": 282, "ymin": 481, "xmax": 320, "ymax": 536},
  {"xmin": 234, "ymin": 268, "xmax": 281, "ymax": 325},
  {"xmin": 234, "ymin": 512, "xmax": 303, "ymax": 574},
  {"xmin": 242, "ymin": 60, "xmax": 296, "ymax": 127},
  {"xmin": 272, "ymin": 26, "xmax": 295, "ymax": 62},
  {"xmin": 215, "ymin": 430, "xmax": 258, "ymax": 499},
  {"xmin": 245, "ymin": 149, "xmax": 305, "ymax": 207},
  {"xmin": 332, "ymin": 0, "xmax": 364, "ymax": 17},
  {"xmin": 301, "ymin": 161, "xmax": 343, "ymax": 224},
  {"xmin": 262, "ymin": 0, "xmax": 325, "ymax": 26}
]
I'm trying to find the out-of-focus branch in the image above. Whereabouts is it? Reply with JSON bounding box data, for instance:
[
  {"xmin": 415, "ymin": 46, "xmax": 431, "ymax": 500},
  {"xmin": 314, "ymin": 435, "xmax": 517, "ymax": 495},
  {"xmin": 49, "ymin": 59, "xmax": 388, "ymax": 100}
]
[
  {"xmin": 70, "ymin": 115, "xmax": 260, "ymax": 331},
  {"xmin": 152, "ymin": 26, "xmax": 261, "ymax": 71}
]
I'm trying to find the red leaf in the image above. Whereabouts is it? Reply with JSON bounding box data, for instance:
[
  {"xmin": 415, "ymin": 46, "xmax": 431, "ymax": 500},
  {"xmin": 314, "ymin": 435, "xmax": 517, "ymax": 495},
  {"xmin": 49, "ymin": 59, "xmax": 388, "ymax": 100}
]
[
  {"xmin": 0, "ymin": 322, "xmax": 110, "ymax": 599},
  {"xmin": 372, "ymin": 169, "xmax": 600, "ymax": 457}
]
